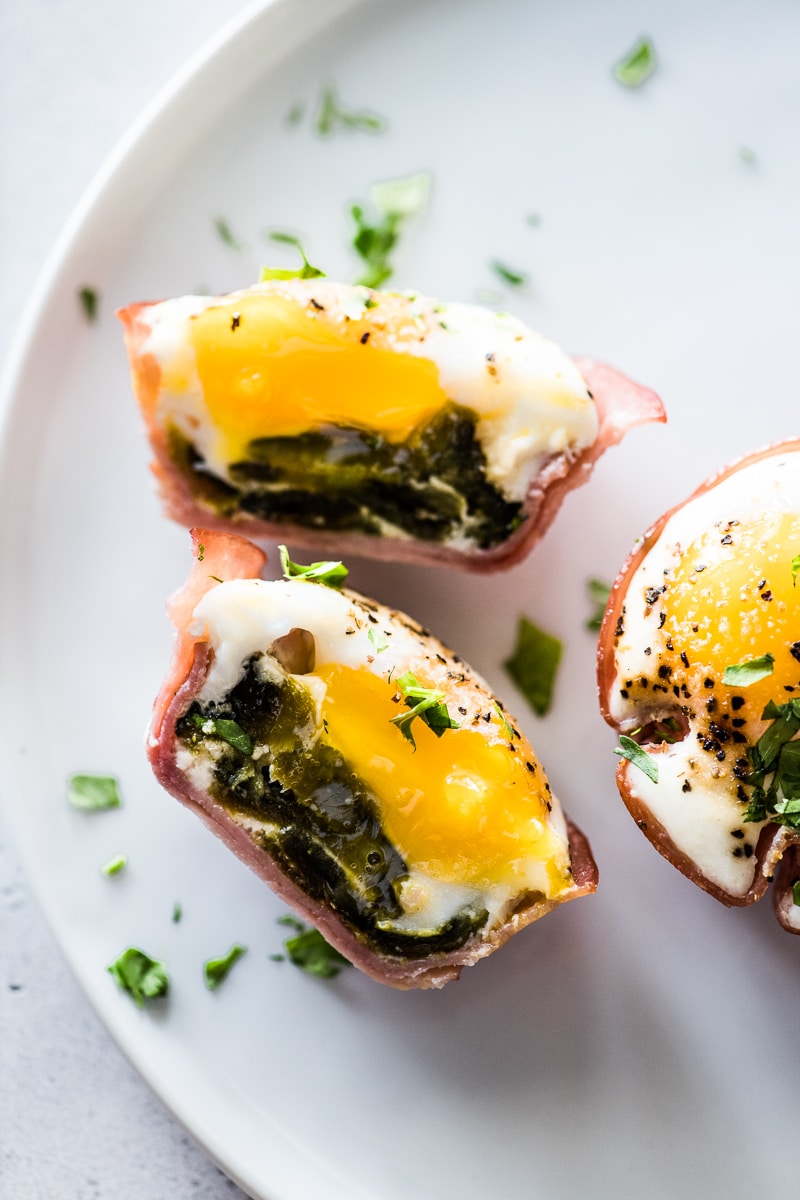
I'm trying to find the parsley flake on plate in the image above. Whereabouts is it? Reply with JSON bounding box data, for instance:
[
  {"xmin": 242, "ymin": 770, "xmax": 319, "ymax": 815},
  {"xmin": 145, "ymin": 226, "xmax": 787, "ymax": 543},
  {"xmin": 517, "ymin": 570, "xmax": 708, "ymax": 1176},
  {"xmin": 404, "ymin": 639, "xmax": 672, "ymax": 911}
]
[
  {"xmin": 350, "ymin": 170, "xmax": 431, "ymax": 290},
  {"xmin": 68, "ymin": 773, "xmax": 122, "ymax": 812},
  {"xmin": 315, "ymin": 84, "xmax": 387, "ymax": 136},
  {"xmin": 260, "ymin": 231, "xmax": 326, "ymax": 282},
  {"xmin": 614, "ymin": 734, "xmax": 659, "ymax": 784},
  {"xmin": 100, "ymin": 854, "xmax": 127, "ymax": 877},
  {"xmin": 107, "ymin": 947, "xmax": 169, "ymax": 1007},
  {"xmin": 503, "ymin": 617, "xmax": 562, "ymax": 717},
  {"xmin": 279, "ymin": 544, "xmax": 348, "ymax": 589},
  {"xmin": 214, "ymin": 216, "xmax": 243, "ymax": 252},
  {"xmin": 77, "ymin": 286, "xmax": 99, "ymax": 323},
  {"xmin": 204, "ymin": 943, "xmax": 248, "ymax": 990},
  {"xmin": 722, "ymin": 653, "xmax": 775, "ymax": 688},
  {"xmin": 613, "ymin": 36, "xmax": 657, "ymax": 88},
  {"xmin": 277, "ymin": 917, "xmax": 352, "ymax": 979},
  {"xmin": 491, "ymin": 260, "xmax": 528, "ymax": 288},
  {"xmin": 172, "ymin": 901, "xmax": 183, "ymax": 924},
  {"xmin": 285, "ymin": 101, "xmax": 305, "ymax": 127},
  {"xmin": 586, "ymin": 578, "xmax": 612, "ymax": 632}
]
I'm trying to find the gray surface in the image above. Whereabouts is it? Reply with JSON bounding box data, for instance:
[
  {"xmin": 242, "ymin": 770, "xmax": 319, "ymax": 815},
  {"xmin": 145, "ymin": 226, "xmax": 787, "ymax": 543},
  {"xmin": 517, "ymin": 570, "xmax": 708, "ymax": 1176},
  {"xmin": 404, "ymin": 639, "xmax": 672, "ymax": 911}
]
[{"xmin": 0, "ymin": 2, "xmax": 253, "ymax": 1195}]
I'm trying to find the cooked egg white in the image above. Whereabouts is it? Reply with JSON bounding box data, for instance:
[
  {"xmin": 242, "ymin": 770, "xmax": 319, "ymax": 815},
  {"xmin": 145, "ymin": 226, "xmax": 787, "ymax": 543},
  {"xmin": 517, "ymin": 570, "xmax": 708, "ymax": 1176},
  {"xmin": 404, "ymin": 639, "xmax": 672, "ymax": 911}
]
[
  {"xmin": 140, "ymin": 279, "xmax": 597, "ymax": 506},
  {"xmin": 186, "ymin": 577, "xmax": 573, "ymax": 933},
  {"xmin": 609, "ymin": 449, "xmax": 800, "ymax": 897}
]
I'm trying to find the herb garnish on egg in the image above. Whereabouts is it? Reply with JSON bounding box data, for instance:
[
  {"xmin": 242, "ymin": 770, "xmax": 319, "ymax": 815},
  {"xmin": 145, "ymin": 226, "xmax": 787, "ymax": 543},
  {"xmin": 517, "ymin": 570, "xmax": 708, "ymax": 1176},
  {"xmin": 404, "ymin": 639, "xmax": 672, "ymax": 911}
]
[
  {"xmin": 390, "ymin": 671, "xmax": 459, "ymax": 749},
  {"xmin": 279, "ymin": 544, "xmax": 348, "ymax": 588}
]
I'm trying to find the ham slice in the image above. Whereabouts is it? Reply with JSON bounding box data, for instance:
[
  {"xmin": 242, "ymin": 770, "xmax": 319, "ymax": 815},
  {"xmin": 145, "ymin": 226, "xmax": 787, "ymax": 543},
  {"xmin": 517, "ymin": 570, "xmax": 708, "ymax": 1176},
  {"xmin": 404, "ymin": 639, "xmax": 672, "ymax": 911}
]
[
  {"xmin": 597, "ymin": 440, "xmax": 800, "ymax": 930},
  {"xmin": 148, "ymin": 530, "xmax": 599, "ymax": 988}
]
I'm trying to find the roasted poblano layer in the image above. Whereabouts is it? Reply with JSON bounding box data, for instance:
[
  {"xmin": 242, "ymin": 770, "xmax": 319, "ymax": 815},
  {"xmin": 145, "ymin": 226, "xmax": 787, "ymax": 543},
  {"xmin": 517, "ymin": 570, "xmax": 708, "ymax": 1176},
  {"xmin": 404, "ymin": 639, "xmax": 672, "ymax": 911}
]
[
  {"xmin": 175, "ymin": 655, "xmax": 488, "ymax": 958},
  {"xmin": 167, "ymin": 403, "xmax": 523, "ymax": 548}
]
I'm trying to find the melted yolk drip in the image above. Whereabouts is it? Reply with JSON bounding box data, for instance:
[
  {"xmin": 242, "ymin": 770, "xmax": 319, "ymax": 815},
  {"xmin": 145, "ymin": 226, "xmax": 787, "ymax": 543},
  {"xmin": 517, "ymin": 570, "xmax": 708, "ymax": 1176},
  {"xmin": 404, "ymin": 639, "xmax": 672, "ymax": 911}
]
[
  {"xmin": 661, "ymin": 510, "xmax": 800, "ymax": 723},
  {"xmin": 317, "ymin": 664, "xmax": 570, "ymax": 895},
  {"xmin": 185, "ymin": 293, "xmax": 448, "ymax": 462}
]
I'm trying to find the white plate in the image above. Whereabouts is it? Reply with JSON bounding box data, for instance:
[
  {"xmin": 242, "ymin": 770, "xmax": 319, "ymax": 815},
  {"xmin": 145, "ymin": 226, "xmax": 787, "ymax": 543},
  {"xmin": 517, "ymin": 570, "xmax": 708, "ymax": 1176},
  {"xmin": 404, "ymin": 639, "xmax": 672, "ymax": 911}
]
[{"xmin": 2, "ymin": 1, "xmax": 799, "ymax": 1197}]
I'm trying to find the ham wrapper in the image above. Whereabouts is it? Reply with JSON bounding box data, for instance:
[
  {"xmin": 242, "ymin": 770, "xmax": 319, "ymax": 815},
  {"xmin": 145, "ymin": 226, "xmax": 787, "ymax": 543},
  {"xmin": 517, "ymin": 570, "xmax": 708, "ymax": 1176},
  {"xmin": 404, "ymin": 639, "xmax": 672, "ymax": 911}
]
[
  {"xmin": 149, "ymin": 530, "xmax": 598, "ymax": 988},
  {"xmin": 597, "ymin": 440, "xmax": 800, "ymax": 931},
  {"xmin": 120, "ymin": 280, "xmax": 664, "ymax": 572}
]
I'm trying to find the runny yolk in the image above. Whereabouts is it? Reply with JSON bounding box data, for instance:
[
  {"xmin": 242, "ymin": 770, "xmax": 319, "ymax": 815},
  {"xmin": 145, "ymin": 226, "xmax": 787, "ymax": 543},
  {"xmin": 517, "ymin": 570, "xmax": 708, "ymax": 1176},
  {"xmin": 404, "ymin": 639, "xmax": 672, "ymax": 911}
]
[
  {"xmin": 662, "ymin": 510, "xmax": 800, "ymax": 722},
  {"xmin": 185, "ymin": 293, "xmax": 448, "ymax": 462},
  {"xmin": 316, "ymin": 664, "xmax": 570, "ymax": 896}
]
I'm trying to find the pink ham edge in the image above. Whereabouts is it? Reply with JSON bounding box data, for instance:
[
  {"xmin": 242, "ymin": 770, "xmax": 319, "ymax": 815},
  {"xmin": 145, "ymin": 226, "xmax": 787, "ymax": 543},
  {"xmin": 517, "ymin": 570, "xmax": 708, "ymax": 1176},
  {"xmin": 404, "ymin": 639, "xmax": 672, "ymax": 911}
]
[
  {"xmin": 148, "ymin": 529, "xmax": 598, "ymax": 989},
  {"xmin": 119, "ymin": 299, "xmax": 664, "ymax": 572}
]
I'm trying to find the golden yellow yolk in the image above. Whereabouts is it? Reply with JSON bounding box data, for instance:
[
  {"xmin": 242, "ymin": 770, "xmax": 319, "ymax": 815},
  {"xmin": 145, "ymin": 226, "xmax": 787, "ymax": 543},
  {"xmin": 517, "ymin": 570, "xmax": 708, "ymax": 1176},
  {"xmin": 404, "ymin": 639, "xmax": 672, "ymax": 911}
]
[
  {"xmin": 316, "ymin": 664, "xmax": 570, "ymax": 895},
  {"xmin": 661, "ymin": 510, "xmax": 800, "ymax": 723},
  {"xmin": 182, "ymin": 294, "xmax": 448, "ymax": 462}
]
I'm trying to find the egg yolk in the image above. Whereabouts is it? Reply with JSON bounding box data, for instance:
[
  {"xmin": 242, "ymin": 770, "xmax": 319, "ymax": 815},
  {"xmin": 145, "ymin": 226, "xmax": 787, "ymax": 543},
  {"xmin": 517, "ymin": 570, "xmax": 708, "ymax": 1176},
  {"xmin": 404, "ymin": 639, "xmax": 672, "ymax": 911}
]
[
  {"xmin": 661, "ymin": 510, "xmax": 800, "ymax": 721},
  {"xmin": 183, "ymin": 293, "xmax": 448, "ymax": 463},
  {"xmin": 317, "ymin": 664, "xmax": 570, "ymax": 895}
]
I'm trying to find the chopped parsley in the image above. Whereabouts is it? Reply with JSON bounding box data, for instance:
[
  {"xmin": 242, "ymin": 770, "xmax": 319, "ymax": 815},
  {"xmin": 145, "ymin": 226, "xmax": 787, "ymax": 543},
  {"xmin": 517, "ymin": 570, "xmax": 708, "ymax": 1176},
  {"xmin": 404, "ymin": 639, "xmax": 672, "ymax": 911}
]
[
  {"xmin": 742, "ymin": 698, "xmax": 800, "ymax": 827},
  {"xmin": 316, "ymin": 84, "xmax": 387, "ymax": 136},
  {"xmin": 792, "ymin": 553, "xmax": 800, "ymax": 586},
  {"xmin": 586, "ymin": 578, "xmax": 612, "ymax": 632},
  {"xmin": 172, "ymin": 901, "xmax": 183, "ymax": 924},
  {"xmin": 722, "ymin": 653, "xmax": 775, "ymax": 688},
  {"xmin": 278, "ymin": 917, "xmax": 351, "ymax": 978},
  {"xmin": 494, "ymin": 703, "xmax": 519, "ymax": 741},
  {"xmin": 214, "ymin": 217, "xmax": 243, "ymax": 252},
  {"xmin": 390, "ymin": 671, "xmax": 459, "ymax": 749},
  {"xmin": 204, "ymin": 943, "xmax": 248, "ymax": 990},
  {"xmin": 613, "ymin": 36, "xmax": 657, "ymax": 87},
  {"xmin": 739, "ymin": 146, "xmax": 757, "ymax": 165},
  {"xmin": 68, "ymin": 773, "xmax": 122, "ymax": 812},
  {"xmin": 100, "ymin": 854, "xmax": 127, "ymax": 877},
  {"xmin": 614, "ymin": 734, "xmax": 659, "ymax": 784},
  {"xmin": 259, "ymin": 231, "xmax": 326, "ymax": 282},
  {"xmin": 279, "ymin": 544, "xmax": 348, "ymax": 589},
  {"xmin": 368, "ymin": 627, "xmax": 389, "ymax": 654},
  {"xmin": 285, "ymin": 101, "xmax": 305, "ymax": 127},
  {"xmin": 350, "ymin": 171, "xmax": 431, "ymax": 289},
  {"xmin": 78, "ymin": 286, "xmax": 99, "ymax": 323},
  {"xmin": 792, "ymin": 880, "xmax": 800, "ymax": 907},
  {"xmin": 503, "ymin": 617, "xmax": 562, "ymax": 717},
  {"xmin": 491, "ymin": 260, "xmax": 528, "ymax": 288},
  {"xmin": 107, "ymin": 947, "xmax": 169, "ymax": 1007},
  {"xmin": 190, "ymin": 713, "xmax": 253, "ymax": 756}
]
